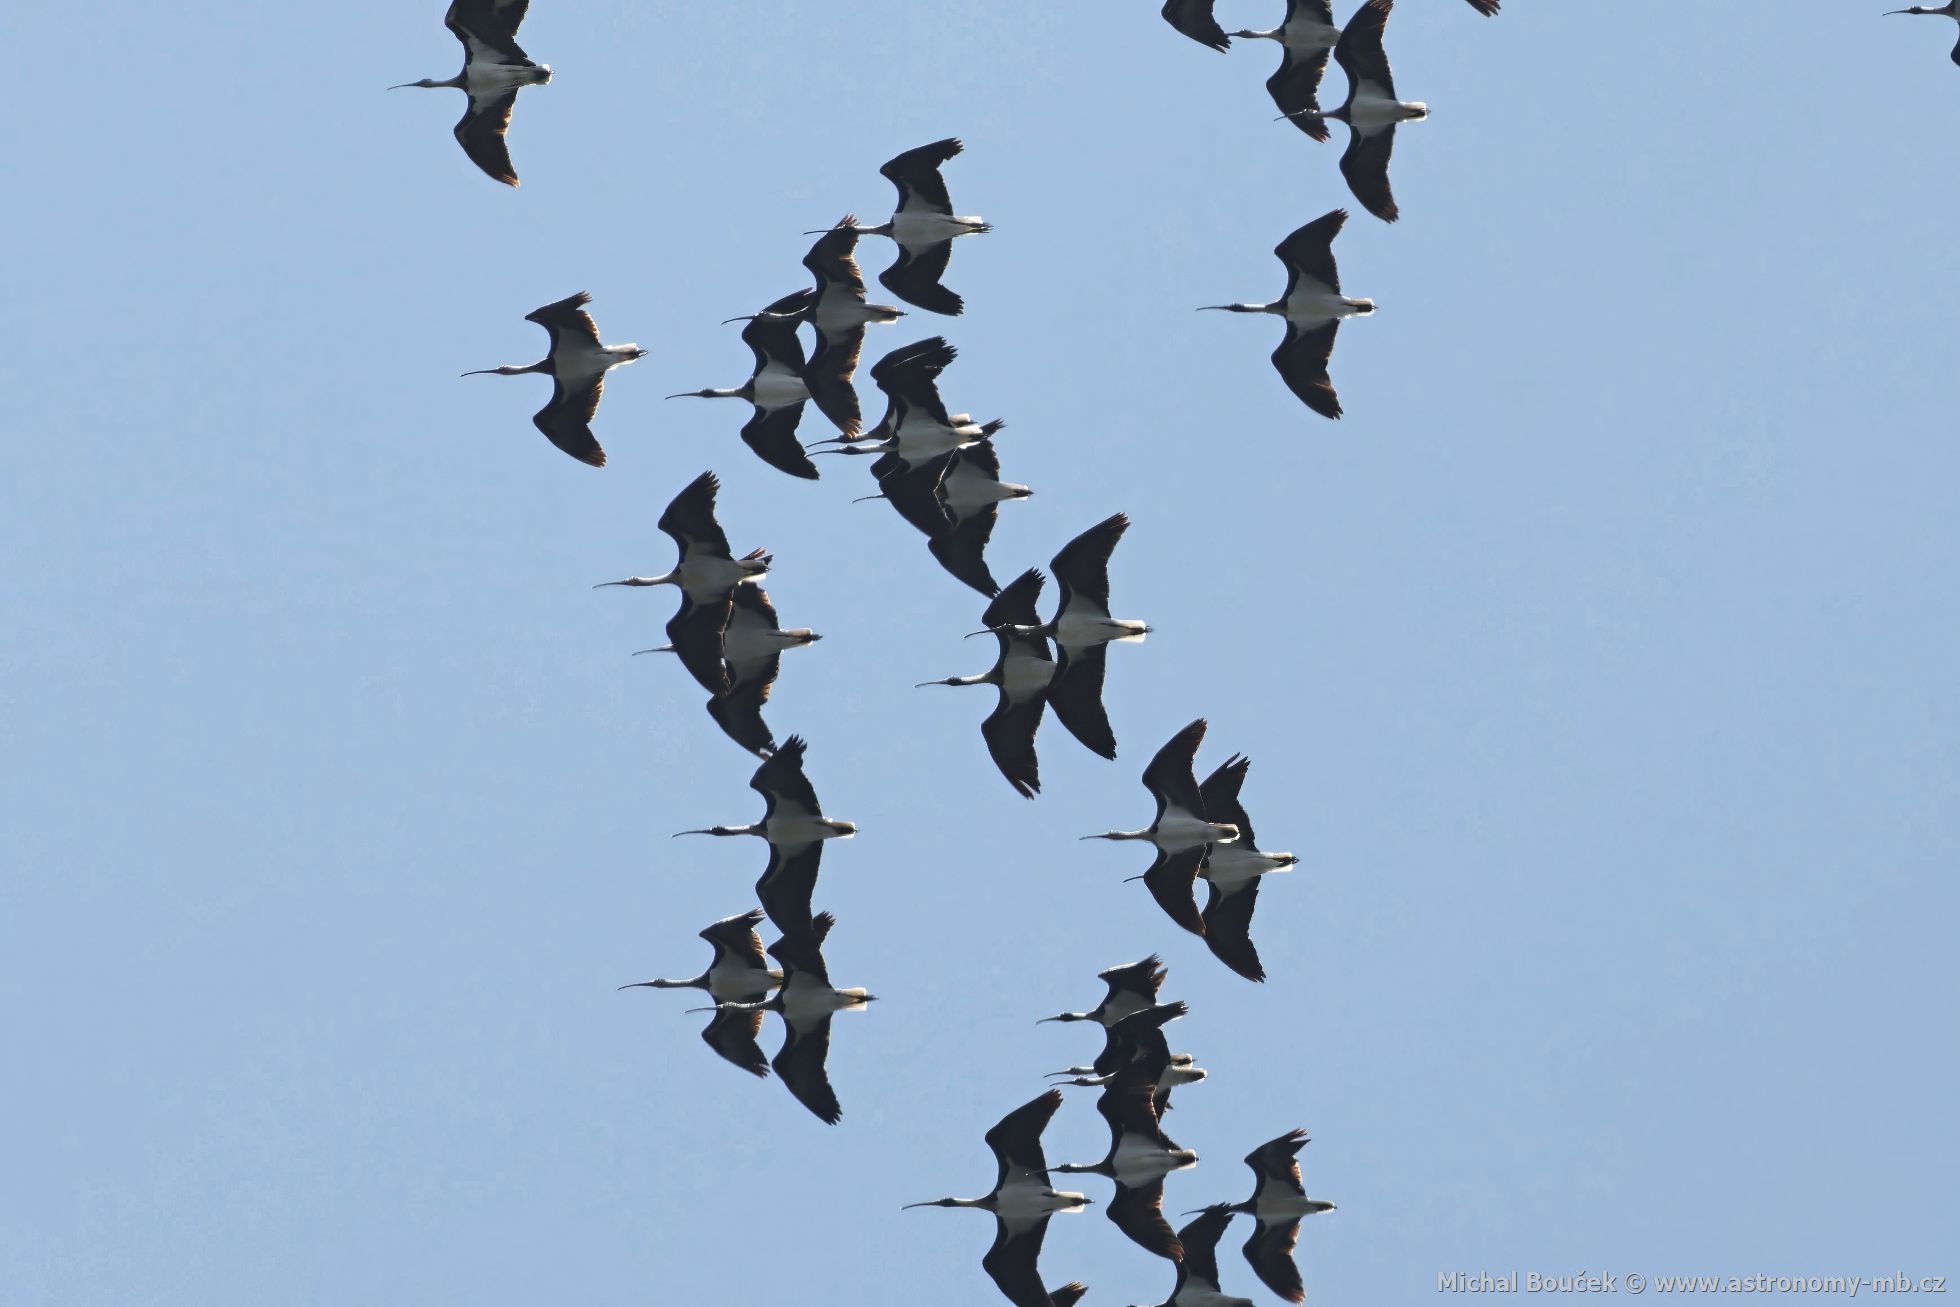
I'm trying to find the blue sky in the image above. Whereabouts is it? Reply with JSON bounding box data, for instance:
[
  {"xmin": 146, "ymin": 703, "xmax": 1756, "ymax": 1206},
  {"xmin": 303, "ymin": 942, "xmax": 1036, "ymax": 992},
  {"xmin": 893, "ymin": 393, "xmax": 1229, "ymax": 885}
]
[{"xmin": 4, "ymin": 2, "xmax": 1956, "ymax": 1303}]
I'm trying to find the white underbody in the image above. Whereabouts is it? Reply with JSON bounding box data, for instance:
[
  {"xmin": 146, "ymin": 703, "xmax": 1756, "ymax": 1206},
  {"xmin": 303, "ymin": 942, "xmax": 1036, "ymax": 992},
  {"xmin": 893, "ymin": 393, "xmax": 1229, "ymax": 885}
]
[
  {"xmin": 764, "ymin": 804, "xmax": 852, "ymax": 849},
  {"xmin": 1156, "ymin": 805, "xmax": 1233, "ymax": 853},
  {"xmin": 1203, "ymin": 844, "xmax": 1297, "ymax": 887},
  {"xmin": 891, "ymin": 208, "xmax": 986, "ymax": 252},
  {"xmin": 1284, "ymin": 282, "xmax": 1371, "ymax": 329},
  {"xmin": 706, "ymin": 956, "xmax": 774, "ymax": 1002},
  {"xmin": 752, "ymin": 360, "xmax": 810, "ymax": 410},
  {"xmin": 553, "ymin": 338, "xmax": 636, "ymax": 384},
  {"xmin": 943, "ymin": 464, "xmax": 1022, "ymax": 518},
  {"xmin": 1111, "ymin": 1133, "xmax": 1196, "ymax": 1185},
  {"xmin": 1054, "ymin": 602, "xmax": 1148, "ymax": 650},
  {"xmin": 1255, "ymin": 1187, "xmax": 1334, "ymax": 1223},
  {"xmin": 995, "ymin": 1174, "xmax": 1087, "ymax": 1222},
  {"xmin": 677, "ymin": 553, "xmax": 765, "ymax": 602},
  {"xmin": 1002, "ymin": 649, "xmax": 1056, "ymax": 701},
  {"xmin": 1349, "ymin": 83, "xmax": 1427, "ymax": 132}
]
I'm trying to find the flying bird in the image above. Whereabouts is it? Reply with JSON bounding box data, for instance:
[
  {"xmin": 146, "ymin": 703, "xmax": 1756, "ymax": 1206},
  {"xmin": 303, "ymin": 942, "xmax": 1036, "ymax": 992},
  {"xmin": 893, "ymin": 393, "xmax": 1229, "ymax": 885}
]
[
  {"xmin": 668, "ymin": 290, "xmax": 835, "ymax": 480},
  {"xmin": 1039, "ymin": 955, "xmax": 1169, "ymax": 1027},
  {"xmin": 1201, "ymin": 208, "xmax": 1372, "ymax": 419},
  {"xmin": 595, "ymin": 471, "xmax": 769, "ymax": 694},
  {"xmin": 1132, "ymin": 1206, "xmax": 1257, "ymax": 1307},
  {"xmin": 773, "ymin": 217, "xmax": 906, "ymax": 433},
  {"xmin": 917, "ymin": 569, "xmax": 1055, "ymax": 798},
  {"xmin": 987, "ymin": 513, "xmax": 1146, "ymax": 761},
  {"xmin": 1235, "ymin": 2, "xmax": 1342, "ymax": 137},
  {"xmin": 1888, "ymin": 2, "xmax": 1960, "ymax": 64},
  {"xmin": 391, "ymin": 0, "xmax": 551, "ymax": 186},
  {"xmin": 1084, "ymin": 719, "xmax": 1240, "ymax": 937},
  {"xmin": 1053, "ymin": 1071, "xmax": 1199, "ymax": 1261},
  {"xmin": 1292, "ymin": 0, "xmax": 1428, "ymax": 223},
  {"xmin": 817, "ymin": 337, "xmax": 1004, "ymax": 476},
  {"xmin": 860, "ymin": 438, "xmax": 1031, "ymax": 599},
  {"xmin": 1218, "ymin": 1129, "xmax": 1336, "ymax": 1303},
  {"xmin": 903, "ymin": 1090, "xmax": 1093, "ymax": 1307},
  {"xmin": 1161, "ymin": 0, "xmax": 1232, "ymax": 51},
  {"xmin": 618, "ymin": 908, "xmax": 780, "ymax": 1078},
  {"xmin": 636, "ymin": 585, "xmax": 819, "ymax": 757},
  {"xmin": 1050, "ymin": 1001, "xmax": 1207, "ymax": 1118},
  {"xmin": 700, "ymin": 913, "xmax": 874, "ymax": 1124},
  {"xmin": 675, "ymin": 735, "xmax": 855, "ymax": 933},
  {"xmin": 1197, "ymin": 755, "xmax": 1300, "ymax": 982},
  {"xmin": 464, "ymin": 292, "xmax": 644, "ymax": 466},
  {"xmin": 825, "ymin": 138, "xmax": 991, "ymax": 316}
]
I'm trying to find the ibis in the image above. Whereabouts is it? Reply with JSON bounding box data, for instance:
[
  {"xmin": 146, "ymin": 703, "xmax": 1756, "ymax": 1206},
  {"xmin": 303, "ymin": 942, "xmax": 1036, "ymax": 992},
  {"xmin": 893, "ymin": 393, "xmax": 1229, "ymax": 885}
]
[
  {"xmin": 699, "ymin": 912, "xmax": 873, "ymax": 1124},
  {"xmin": 823, "ymin": 138, "xmax": 990, "ymax": 316},
  {"xmin": 1236, "ymin": 2, "xmax": 1342, "ymax": 136},
  {"xmin": 636, "ymin": 585, "xmax": 820, "ymax": 757},
  {"xmin": 1888, "ymin": 2, "xmax": 1960, "ymax": 64},
  {"xmin": 1039, "ymin": 955, "xmax": 1168, "ymax": 1027},
  {"xmin": 595, "ymin": 471, "xmax": 769, "ymax": 694},
  {"xmin": 817, "ymin": 337, "xmax": 1004, "ymax": 475},
  {"xmin": 1085, "ymin": 719, "xmax": 1240, "ymax": 937},
  {"xmin": 1196, "ymin": 755, "xmax": 1299, "ymax": 983},
  {"xmin": 1217, "ymin": 1129, "xmax": 1335, "ymax": 1304},
  {"xmin": 1131, "ymin": 1206, "xmax": 1257, "ymax": 1307},
  {"xmin": 1292, "ymin": 0, "xmax": 1427, "ymax": 223},
  {"xmin": 988, "ymin": 513, "xmax": 1147, "ymax": 761},
  {"xmin": 618, "ymin": 908, "xmax": 780, "ymax": 1078},
  {"xmin": 464, "ymin": 291, "xmax": 645, "ymax": 466},
  {"xmin": 1201, "ymin": 208, "xmax": 1372, "ymax": 419},
  {"xmin": 1053, "ymin": 1070, "xmax": 1199, "ymax": 1261},
  {"xmin": 676, "ymin": 735, "xmax": 854, "ymax": 933},
  {"xmin": 917, "ymin": 569, "xmax": 1055, "ymax": 799},
  {"xmin": 391, "ymin": 0, "xmax": 550, "ymax": 187},
  {"xmin": 903, "ymin": 1090, "xmax": 1093, "ymax": 1307},
  {"xmin": 774, "ymin": 216, "xmax": 906, "ymax": 433},
  {"xmin": 1050, "ymin": 1001, "xmax": 1207, "ymax": 1118},
  {"xmin": 861, "ymin": 437, "xmax": 1031, "ymax": 599},
  {"xmin": 668, "ymin": 290, "xmax": 834, "ymax": 480}
]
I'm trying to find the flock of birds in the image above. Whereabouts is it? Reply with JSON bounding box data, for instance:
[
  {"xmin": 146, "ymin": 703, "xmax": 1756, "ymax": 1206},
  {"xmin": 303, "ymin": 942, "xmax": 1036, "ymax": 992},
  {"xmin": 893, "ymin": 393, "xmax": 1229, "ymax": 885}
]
[{"xmin": 384, "ymin": 2, "xmax": 1960, "ymax": 1304}]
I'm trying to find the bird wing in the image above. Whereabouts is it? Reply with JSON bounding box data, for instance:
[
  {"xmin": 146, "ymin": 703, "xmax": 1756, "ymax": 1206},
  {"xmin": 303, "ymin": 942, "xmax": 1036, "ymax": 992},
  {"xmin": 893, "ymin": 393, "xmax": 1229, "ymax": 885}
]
[
  {"xmin": 742, "ymin": 300, "xmax": 810, "ymax": 375},
  {"xmin": 986, "ymin": 1088, "xmax": 1066, "ymax": 1185},
  {"xmin": 755, "ymin": 842, "xmax": 823, "ymax": 937},
  {"xmin": 1143, "ymin": 718, "xmax": 1211, "ymax": 827},
  {"xmin": 532, "ymin": 375, "xmax": 607, "ymax": 466},
  {"xmin": 445, "ymin": 2, "xmax": 532, "ymax": 61},
  {"xmin": 805, "ymin": 325, "xmax": 866, "ymax": 435},
  {"xmin": 1334, "ymin": 0, "xmax": 1397, "ymax": 100},
  {"xmin": 666, "ymin": 594, "xmax": 734, "ymax": 694},
  {"xmin": 870, "ymin": 337, "xmax": 957, "ymax": 406},
  {"xmin": 658, "ymin": 471, "xmax": 734, "ymax": 559},
  {"xmin": 1199, "ymin": 755, "xmax": 1256, "ymax": 848},
  {"xmin": 751, "ymin": 736, "xmax": 823, "ymax": 820},
  {"xmin": 880, "ymin": 137, "xmax": 963, "ymax": 215},
  {"xmin": 1268, "ymin": 49, "xmax": 1333, "ymax": 140},
  {"xmin": 984, "ymin": 567, "xmax": 1047, "ymax": 631},
  {"xmin": 1099, "ymin": 1003, "xmax": 1182, "ymax": 1080},
  {"xmin": 701, "ymin": 909, "xmax": 769, "ymax": 969},
  {"xmin": 452, "ymin": 90, "xmax": 522, "ymax": 187},
  {"xmin": 1049, "ymin": 512, "xmax": 1129, "ymax": 613},
  {"xmin": 1099, "ymin": 954, "xmax": 1167, "ymax": 1003},
  {"xmin": 1275, "ymin": 209, "xmax": 1348, "ymax": 301},
  {"xmin": 1161, "ymin": 0, "xmax": 1230, "ymax": 51},
  {"xmin": 524, "ymin": 291, "xmax": 601, "ymax": 345},
  {"xmin": 982, "ymin": 1215, "xmax": 1056, "ymax": 1307},
  {"xmin": 1178, "ymin": 1207, "xmax": 1239, "ymax": 1293},
  {"xmin": 700, "ymin": 1008, "xmax": 769, "ymax": 1078},
  {"xmin": 1464, "ymin": 0, "xmax": 1499, "ymax": 13},
  {"xmin": 1201, "ymin": 877, "xmax": 1267, "ymax": 982},
  {"xmin": 1048, "ymin": 643, "xmax": 1117, "ymax": 761},
  {"xmin": 707, "ymin": 677, "xmax": 777, "ymax": 757},
  {"xmin": 880, "ymin": 455, "xmax": 957, "ymax": 539},
  {"xmin": 804, "ymin": 215, "xmax": 868, "ymax": 294},
  {"xmin": 1286, "ymin": 0, "xmax": 1337, "ymax": 24},
  {"xmin": 772, "ymin": 1012, "xmax": 843, "ymax": 1125},
  {"xmin": 1246, "ymin": 1128, "xmax": 1310, "ymax": 1191},
  {"xmin": 881, "ymin": 240, "xmax": 965, "ymax": 317},
  {"xmin": 929, "ymin": 514, "xmax": 1004, "ymax": 598},
  {"xmin": 1242, "ymin": 1219, "xmax": 1306, "ymax": 1303},
  {"xmin": 1271, "ymin": 320, "xmax": 1344, "ymax": 419},
  {"xmin": 740, "ymin": 403, "xmax": 821, "ymax": 481},
  {"xmin": 1143, "ymin": 847, "xmax": 1208, "ymax": 938},
  {"xmin": 1338, "ymin": 123, "xmax": 1401, "ymax": 224},
  {"xmin": 1109, "ymin": 1178, "xmax": 1184, "ymax": 1261},
  {"xmin": 981, "ymin": 694, "xmax": 1046, "ymax": 799}
]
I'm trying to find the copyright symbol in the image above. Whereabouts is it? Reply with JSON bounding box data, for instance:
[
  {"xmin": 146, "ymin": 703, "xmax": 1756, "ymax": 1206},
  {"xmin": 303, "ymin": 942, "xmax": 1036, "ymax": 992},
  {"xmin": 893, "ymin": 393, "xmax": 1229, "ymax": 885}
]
[{"xmin": 1627, "ymin": 1273, "xmax": 1646, "ymax": 1295}]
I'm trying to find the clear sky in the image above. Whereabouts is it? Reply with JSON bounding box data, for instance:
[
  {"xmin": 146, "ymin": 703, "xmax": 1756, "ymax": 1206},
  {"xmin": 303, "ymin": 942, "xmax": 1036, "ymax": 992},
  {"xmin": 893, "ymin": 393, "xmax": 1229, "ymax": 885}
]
[{"xmin": 4, "ymin": 2, "xmax": 1957, "ymax": 1304}]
